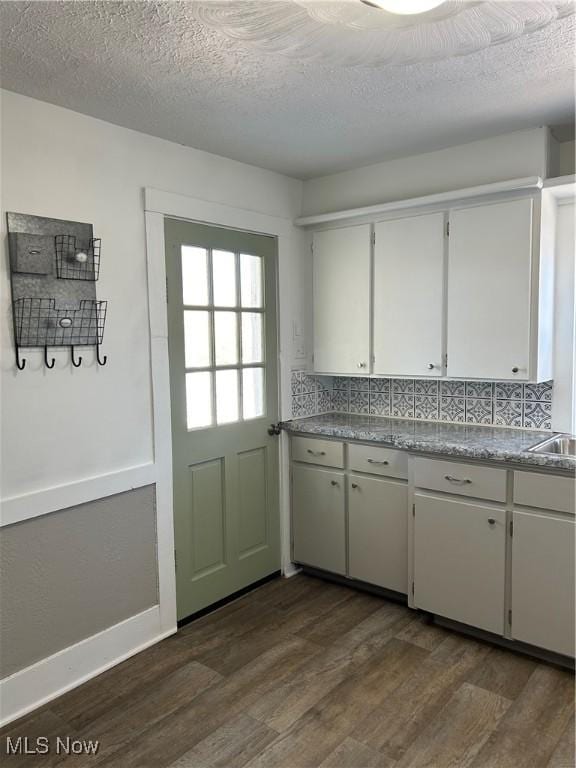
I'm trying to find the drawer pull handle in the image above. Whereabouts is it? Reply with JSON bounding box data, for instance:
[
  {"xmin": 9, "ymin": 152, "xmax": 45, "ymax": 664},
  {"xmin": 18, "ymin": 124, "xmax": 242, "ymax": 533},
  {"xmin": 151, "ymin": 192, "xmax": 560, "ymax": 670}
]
[
  {"xmin": 307, "ymin": 449, "xmax": 326, "ymax": 457},
  {"xmin": 488, "ymin": 518, "xmax": 496, "ymax": 525},
  {"xmin": 330, "ymin": 480, "xmax": 339, "ymax": 487},
  {"xmin": 351, "ymin": 482, "xmax": 359, "ymax": 489},
  {"xmin": 444, "ymin": 475, "xmax": 472, "ymax": 485},
  {"xmin": 367, "ymin": 459, "xmax": 389, "ymax": 465}
]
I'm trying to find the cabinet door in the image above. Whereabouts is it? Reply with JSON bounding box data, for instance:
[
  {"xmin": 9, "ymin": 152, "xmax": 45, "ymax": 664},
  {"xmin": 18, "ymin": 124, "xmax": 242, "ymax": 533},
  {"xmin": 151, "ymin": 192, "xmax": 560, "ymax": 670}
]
[
  {"xmin": 511, "ymin": 510, "xmax": 575, "ymax": 657},
  {"xmin": 292, "ymin": 465, "xmax": 346, "ymax": 574},
  {"xmin": 348, "ymin": 475, "xmax": 408, "ymax": 593},
  {"xmin": 414, "ymin": 493, "xmax": 506, "ymax": 634},
  {"xmin": 447, "ymin": 197, "xmax": 533, "ymax": 380},
  {"xmin": 374, "ymin": 213, "xmax": 445, "ymax": 377},
  {"xmin": 313, "ymin": 225, "xmax": 371, "ymax": 374}
]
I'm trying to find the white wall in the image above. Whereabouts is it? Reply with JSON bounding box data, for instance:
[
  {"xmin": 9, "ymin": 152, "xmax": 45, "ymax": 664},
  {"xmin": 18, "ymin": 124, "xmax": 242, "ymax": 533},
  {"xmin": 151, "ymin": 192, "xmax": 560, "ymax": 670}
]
[
  {"xmin": 301, "ymin": 127, "xmax": 549, "ymax": 216},
  {"xmin": 0, "ymin": 91, "xmax": 303, "ymax": 501}
]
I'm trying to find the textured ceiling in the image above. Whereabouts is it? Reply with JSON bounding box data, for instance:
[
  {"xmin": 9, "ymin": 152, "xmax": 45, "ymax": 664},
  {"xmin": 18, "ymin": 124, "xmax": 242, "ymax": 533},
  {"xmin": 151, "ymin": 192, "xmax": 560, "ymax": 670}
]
[{"xmin": 1, "ymin": 1, "xmax": 574, "ymax": 179}]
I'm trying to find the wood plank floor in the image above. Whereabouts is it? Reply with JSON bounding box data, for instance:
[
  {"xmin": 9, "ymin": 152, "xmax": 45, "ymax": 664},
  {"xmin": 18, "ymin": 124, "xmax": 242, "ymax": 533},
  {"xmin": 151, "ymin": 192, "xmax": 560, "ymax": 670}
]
[{"xmin": 1, "ymin": 574, "xmax": 574, "ymax": 767}]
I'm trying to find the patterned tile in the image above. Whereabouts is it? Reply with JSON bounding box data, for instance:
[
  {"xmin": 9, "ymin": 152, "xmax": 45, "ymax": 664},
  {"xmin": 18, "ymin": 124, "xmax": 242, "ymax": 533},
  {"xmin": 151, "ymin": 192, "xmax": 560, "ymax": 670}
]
[
  {"xmin": 301, "ymin": 374, "xmax": 317, "ymax": 394},
  {"xmin": 414, "ymin": 395, "xmax": 439, "ymax": 421},
  {"xmin": 349, "ymin": 390, "xmax": 370, "ymax": 414},
  {"xmin": 415, "ymin": 380, "xmax": 439, "ymax": 396},
  {"xmin": 349, "ymin": 377, "xmax": 370, "ymax": 391},
  {"xmin": 440, "ymin": 381, "xmax": 465, "ymax": 398},
  {"xmin": 523, "ymin": 381, "xmax": 553, "ymax": 403},
  {"xmin": 369, "ymin": 378, "xmax": 390, "ymax": 393},
  {"xmin": 317, "ymin": 390, "xmax": 333, "ymax": 414},
  {"xmin": 392, "ymin": 379, "xmax": 415, "ymax": 395},
  {"xmin": 370, "ymin": 392, "xmax": 390, "ymax": 416},
  {"xmin": 292, "ymin": 393, "xmax": 315, "ymax": 418},
  {"xmin": 494, "ymin": 382, "xmax": 523, "ymax": 401},
  {"xmin": 291, "ymin": 371, "xmax": 304, "ymax": 396},
  {"xmin": 523, "ymin": 400, "xmax": 552, "ymax": 430},
  {"xmin": 440, "ymin": 396, "xmax": 465, "ymax": 423},
  {"xmin": 392, "ymin": 393, "xmax": 415, "ymax": 418},
  {"xmin": 465, "ymin": 398, "xmax": 493, "ymax": 425},
  {"xmin": 465, "ymin": 381, "xmax": 493, "ymax": 399},
  {"xmin": 332, "ymin": 389, "xmax": 349, "ymax": 412},
  {"xmin": 333, "ymin": 376, "xmax": 350, "ymax": 392},
  {"xmin": 494, "ymin": 399, "xmax": 523, "ymax": 427}
]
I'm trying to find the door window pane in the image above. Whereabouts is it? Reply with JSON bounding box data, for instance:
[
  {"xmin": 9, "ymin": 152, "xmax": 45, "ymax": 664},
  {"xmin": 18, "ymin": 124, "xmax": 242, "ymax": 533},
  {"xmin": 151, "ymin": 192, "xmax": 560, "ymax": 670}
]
[
  {"xmin": 241, "ymin": 313, "xmax": 263, "ymax": 364},
  {"xmin": 243, "ymin": 367, "xmax": 264, "ymax": 420},
  {"xmin": 186, "ymin": 372, "xmax": 212, "ymax": 429},
  {"xmin": 214, "ymin": 311, "xmax": 238, "ymax": 366},
  {"xmin": 184, "ymin": 311, "xmax": 210, "ymax": 368},
  {"xmin": 182, "ymin": 246, "xmax": 208, "ymax": 306},
  {"xmin": 216, "ymin": 369, "xmax": 239, "ymax": 424},
  {"xmin": 240, "ymin": 254, "xmax": 263, "ymax": 308},
  {"xmin": 213, "ymin": 250, "xmax": 236, "ymax": 307}
]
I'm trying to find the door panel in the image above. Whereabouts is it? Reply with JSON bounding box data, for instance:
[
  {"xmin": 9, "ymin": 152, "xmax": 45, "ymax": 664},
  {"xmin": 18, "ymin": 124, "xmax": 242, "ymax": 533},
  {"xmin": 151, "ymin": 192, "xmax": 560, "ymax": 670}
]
[
  {"xmin": 166, "ymin": 219, "xmax": 280, "ymax": 620},
  {"xmin": 189, "ymin": 459, "xmax": 226, "ymax": 577},
  {"xmin": 313, "ymin": 225, "xmax": 371, "ymax": 374},
  {"xmin": 292, "ymin": 465, "xmax": 346, "ymax": 574},
  {"xmin": 511, "ymin": 510, "xmax": 575, "ymax": 657},
  {"xmin": 447, "ymin": 198, "xmax": 533, "ymax": 380},
  {"xmin": 238, "ymin": 447, "xmax": 268, "ymax": 557},
  {"xmin": 374, "ymin": 213, "xmax": 445, "ymax": 377},
  {"xmin": 348, "ymin": 475, "xmax": 408, "ymax": 593},
  {"xmin": 414, "ymin": 493, "xmax": 506, "ymax": 635}
]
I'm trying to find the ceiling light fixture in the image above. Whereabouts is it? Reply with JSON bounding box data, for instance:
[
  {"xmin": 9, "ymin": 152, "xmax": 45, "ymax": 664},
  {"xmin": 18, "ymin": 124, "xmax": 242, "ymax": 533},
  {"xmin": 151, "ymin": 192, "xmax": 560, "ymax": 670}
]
[{"xmin": 361, "ymin": 0, "xmax": 446, "ymax": 14}]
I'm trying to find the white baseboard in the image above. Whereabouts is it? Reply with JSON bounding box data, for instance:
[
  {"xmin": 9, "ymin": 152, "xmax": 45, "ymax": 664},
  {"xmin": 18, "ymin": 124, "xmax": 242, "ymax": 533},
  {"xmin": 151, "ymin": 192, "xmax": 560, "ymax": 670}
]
[
  {"xmin": 0, "ymin": 605, "xmax": 175, "ymax": 728},
  {"xmin": 282, "ymin": 562, "xmax": 302, "ymax": 578}
]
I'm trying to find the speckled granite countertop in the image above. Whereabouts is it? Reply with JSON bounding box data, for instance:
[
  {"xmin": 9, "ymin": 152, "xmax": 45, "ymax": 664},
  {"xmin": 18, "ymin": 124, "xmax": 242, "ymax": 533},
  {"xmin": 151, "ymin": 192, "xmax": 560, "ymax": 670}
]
[{"xmin": 282, "ymin": 413, "xmax": 576, "ymax": 474}]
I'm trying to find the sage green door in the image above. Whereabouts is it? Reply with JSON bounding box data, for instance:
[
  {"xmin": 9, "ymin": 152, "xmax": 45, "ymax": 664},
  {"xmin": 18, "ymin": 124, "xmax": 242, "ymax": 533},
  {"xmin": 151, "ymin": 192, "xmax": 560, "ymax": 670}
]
[{"xmin": 165, "ymin": 219, "xmax": 280, "ymax": 621}]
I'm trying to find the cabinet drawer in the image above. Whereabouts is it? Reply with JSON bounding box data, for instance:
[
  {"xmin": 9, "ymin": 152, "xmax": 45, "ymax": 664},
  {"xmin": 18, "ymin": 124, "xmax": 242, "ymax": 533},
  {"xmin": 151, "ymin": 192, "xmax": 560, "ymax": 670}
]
[
  {"xmin": 348, "ymin": 443, "xmax": 407, "ymax": 479},
  {"xmin": 291, "ymin": 436, "xmax": 344, "ymax": 468},
  {"xmin": 514, "ymin": 471, "xmax": 575, "ymax": 514},
  {"xmin": 414, "ymin": 457, "xmax": 507, "ymax": 502}
]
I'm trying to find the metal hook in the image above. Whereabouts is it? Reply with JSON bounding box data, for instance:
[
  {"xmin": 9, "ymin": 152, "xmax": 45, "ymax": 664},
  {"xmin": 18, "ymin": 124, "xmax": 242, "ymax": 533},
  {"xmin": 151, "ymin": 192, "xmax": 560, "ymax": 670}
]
[
  {"xmin": 96, "ymin": 343, "xmax": 107, "ymax": 366},
  {"xmin": 71, "ymin": 346, "xmax": 82, "ymax": 368},
  {"xmin": 44, "ymin": 346, "xmax": 55, "ymax": 369},
  {"xmin": 15, "ymin": 346, "xmax": 26, "ymax": 370}
]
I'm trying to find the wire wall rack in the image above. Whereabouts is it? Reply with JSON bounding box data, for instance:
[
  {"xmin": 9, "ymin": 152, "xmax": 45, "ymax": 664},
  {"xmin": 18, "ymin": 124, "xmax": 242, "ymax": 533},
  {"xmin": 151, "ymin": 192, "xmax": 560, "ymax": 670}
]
[
  {"xmin": 55, "ymin": 235, "xmax": 101, "ymax": 281},
  {"xmin": 7, "ymin": 212, "xmax": 109, "ymax": 371}
]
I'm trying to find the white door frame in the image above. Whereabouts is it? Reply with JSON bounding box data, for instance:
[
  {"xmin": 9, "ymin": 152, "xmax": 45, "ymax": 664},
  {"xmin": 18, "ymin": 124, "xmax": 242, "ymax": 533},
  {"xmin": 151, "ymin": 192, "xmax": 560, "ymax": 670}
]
[{"xmin": 144, "ymin": 187, "xmax": 299, "ymax": 633}]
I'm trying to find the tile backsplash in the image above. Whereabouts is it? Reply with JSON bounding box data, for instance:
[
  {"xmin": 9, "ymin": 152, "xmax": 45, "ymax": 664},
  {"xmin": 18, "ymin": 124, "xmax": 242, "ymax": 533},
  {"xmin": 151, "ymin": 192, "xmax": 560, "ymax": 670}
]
[{"xmin": 290, "ymin": 371, "xmax": 553, "ymax": 430}]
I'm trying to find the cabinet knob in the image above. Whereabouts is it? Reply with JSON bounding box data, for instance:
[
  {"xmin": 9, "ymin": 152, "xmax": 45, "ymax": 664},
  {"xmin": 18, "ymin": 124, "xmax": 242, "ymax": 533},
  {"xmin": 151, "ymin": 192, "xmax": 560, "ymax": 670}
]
[
  {"xmin": 307, "ymin": 449, "xmax": 326, "ymax": 457},
  {"xmin": 330, "ymin": 480, "xmax": 339, "ymax": 487},
  {"xmin": 351, "ymin": 482, "xmax": 359, "ymax": 489},
  {"xmin": 444, "ymin": 475, "xmax": 472, "ymax": 485},
  {"xmin": 357, "ymin": 362, "xmax": 367, "ymax": 369},
  {"xmin": 488, "ymin": 517, "xmax": 496, "ymax": 526},
  {"xmin": 512, "ymin": 367, "xmax": 519, "ymax": 374},
  {"xmin": 427, "ymin": 363, "xmax": 435, "ymax": 370}
]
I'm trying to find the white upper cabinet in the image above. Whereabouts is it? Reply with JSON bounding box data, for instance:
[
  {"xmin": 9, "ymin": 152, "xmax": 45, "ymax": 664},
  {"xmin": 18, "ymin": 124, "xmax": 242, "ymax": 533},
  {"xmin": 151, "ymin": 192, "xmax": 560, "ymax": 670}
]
[
  {"xmin": 374, "ymin": 213, "xmax": 445, "ymax": 377},
  {"xmin": 313, "ymin": 224, "xmax": 371, "ymax": 374},
  {"xmin": 447, "ymin": 197, "xmax": 550, "ymax": 381}
]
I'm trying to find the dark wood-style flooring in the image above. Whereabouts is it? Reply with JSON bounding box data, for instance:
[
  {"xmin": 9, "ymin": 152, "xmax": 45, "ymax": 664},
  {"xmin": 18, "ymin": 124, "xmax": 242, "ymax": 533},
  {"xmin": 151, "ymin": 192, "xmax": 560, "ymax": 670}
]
[{"xmin": 1, "ymin": 574, "xmax": 574, "ymax": 767}]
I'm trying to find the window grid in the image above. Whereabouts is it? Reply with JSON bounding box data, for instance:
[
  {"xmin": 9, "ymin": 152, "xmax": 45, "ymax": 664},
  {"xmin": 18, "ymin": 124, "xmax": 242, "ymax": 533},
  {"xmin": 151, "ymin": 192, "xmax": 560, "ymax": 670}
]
[{"xmin": 182, "ymin": 246, "xmax": 265, "ymax": 430}]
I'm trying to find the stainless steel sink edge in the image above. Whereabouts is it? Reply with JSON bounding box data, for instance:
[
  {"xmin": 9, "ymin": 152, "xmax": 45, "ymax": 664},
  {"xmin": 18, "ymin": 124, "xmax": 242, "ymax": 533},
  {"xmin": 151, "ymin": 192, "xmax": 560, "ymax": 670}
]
[{"xmin": 528, "ymin": 434, "xmax": 576, "ymax": 457}]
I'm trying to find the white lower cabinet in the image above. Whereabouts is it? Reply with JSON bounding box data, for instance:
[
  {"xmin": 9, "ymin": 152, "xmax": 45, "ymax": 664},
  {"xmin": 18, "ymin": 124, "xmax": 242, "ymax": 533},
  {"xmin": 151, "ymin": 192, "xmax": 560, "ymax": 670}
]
[
  {"xmin": 511, "ymin": 510, "xmax": 575, "ymax": 657},
  {"xmin": 292, "ymin": 464, "xmax": 346, "ymax": 575},
  {"xmin": 348, "ymin": 474, "xmax": 408, "ymax": 593},
  {"xmin": 413, "ymin": 493, "xmax": 506, "ymax": 635}
]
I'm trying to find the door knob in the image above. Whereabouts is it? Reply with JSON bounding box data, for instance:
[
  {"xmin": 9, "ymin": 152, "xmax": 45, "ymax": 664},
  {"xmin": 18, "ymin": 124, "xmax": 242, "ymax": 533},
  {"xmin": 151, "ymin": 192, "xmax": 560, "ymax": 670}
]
[{"xmin": 267, "ymin": 423, "xmax": 282, "ymax": 436}]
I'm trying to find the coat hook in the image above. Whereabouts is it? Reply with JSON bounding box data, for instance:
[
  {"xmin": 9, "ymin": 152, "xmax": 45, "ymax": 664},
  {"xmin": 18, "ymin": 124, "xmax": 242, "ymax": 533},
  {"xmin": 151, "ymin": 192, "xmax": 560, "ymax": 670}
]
[
  {"xmin": 15, "ymin": 346, "xmax": 26, "ymax": 370},
  {"xmin": 71, "ymin": 346, "xmax": 82, "ymax": 368},
  {"xmin": 44, "ymin": 346, "xmax": 55, "ymax": 369},
  {"xmin": 96, "ymin": 343, "xmax": 107, "ymax": 366}
]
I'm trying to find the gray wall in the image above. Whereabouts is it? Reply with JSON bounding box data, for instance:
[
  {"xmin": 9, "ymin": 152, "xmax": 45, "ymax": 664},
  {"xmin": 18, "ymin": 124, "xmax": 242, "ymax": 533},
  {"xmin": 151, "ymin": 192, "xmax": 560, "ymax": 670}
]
[{"xmin": 0, "ymin": 485, "xmax": 158, "ymax": 679}]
